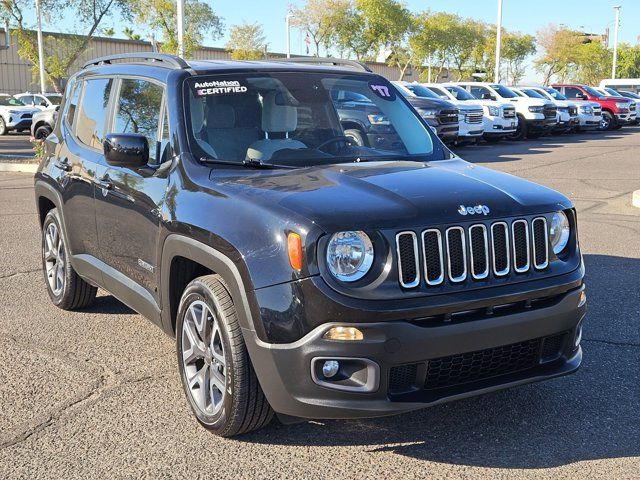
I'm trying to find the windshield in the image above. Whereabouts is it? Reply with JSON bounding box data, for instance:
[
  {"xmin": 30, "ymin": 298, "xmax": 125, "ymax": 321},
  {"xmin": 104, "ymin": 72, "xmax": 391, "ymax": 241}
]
[
  {"xmin": 604, "ymin": 87, "xmax": 620, "ymax": 96},
  {"xmin": 543, "ymin": 87, "xmax": 566, "ymax": 100},
  {"xmin": 184, "ymin": 72, "xmax": 435, "ymax": 166},
  {"xmin": 443, "ymin": 85, "xmax": 476, "ymax": 101},
  {"xmin": 490, "ymin": 84, "xmax": 518, "ymax": 98},
  {"xmin": 522, "ymin": 88, "xmax": 545, "ymax": 99},
  {"xmin": 0, "ymin": 96, "xmax": 24, "ymax": 107},
  {"xmin": 46, "ymin": 95, "xmax": 62, "ymax": 105},
  {"xmin": 621, "ymin": 91, "xmax": 640, "ymax": 99},
  {"xmin": 403, "ymin": 84, "xmax": 439, "ymax": 99}
]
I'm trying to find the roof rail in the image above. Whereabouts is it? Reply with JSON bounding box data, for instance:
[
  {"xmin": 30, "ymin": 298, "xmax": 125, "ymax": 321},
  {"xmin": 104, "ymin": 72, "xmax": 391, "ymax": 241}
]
[
  {"xmin": 271, "ymin": 57, "xmax": 372, "ymax": 73},
  {"xmin": 82, "ymin": 53, "xmax": 190, "ymax": 70}
]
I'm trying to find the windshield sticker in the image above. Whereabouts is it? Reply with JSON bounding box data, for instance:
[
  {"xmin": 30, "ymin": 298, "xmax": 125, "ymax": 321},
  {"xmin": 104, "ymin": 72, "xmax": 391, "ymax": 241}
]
[
  {"xmin": 193, "ymin": 80, "xmax": 248, "ymax": 96},
  {"xmin": 369, "ymin": 82, "xmax": 395, "ymax": 100}
]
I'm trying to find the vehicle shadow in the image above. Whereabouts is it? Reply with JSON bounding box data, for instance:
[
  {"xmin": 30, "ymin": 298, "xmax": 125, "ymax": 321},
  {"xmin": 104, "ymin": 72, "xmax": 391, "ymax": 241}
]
[
  {"xmin": 239, "ymin": 253, "xmax": 639, "ymax": 469},
  {"xmin": 453, "ymin": 125, "xmax": 640, "ymax": 164},
  {"xmin": 83, "ymin": 293, "xmax": 136, "ymax": 315}
]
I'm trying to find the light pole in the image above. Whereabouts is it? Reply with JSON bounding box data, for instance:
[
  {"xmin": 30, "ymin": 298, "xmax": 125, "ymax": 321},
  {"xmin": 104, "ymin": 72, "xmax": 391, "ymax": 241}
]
[
  {"xmin": 35, "ymin": 0, "xmax": 46, "ymax": 94},
  {"xmin": 494, "ymin": 0, "xmax": 503, "ymax": 83},
  {"xmin": 285, "ymin": 14, "xmax": 293, "ymax": 58},
  {"xmin": 176, "ymin": 0, "xmax": 185, "ymax": 58},
  {"xmin": 611, "ymin": 5, "xmax": 621, "ymax": 79}
]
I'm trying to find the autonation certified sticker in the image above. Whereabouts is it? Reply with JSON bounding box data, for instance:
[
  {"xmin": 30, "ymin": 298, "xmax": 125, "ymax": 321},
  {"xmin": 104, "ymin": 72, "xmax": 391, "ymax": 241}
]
[{"xmin": 194, "ymin": 80, "xmax": 248, "ymax": 96}]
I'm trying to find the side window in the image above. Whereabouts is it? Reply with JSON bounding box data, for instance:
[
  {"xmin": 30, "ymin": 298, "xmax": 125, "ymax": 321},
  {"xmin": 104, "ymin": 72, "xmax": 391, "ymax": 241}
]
[
  {"xmin": 64, "ymin": 80, "xmax": 81, "ymax": 129},
  {"xmin": 19, "ymin": 95, "xmax": 34, "ymax": 106},
  {"xmin": 113, "ymin": 79, "xmax": 164, "ymax": 165},
  {"xmin": 75, "ymin": 78, "xmax": 113, "ymax": 149},
  {"xmin": 470, "ymin": 86, "xmax": 489, "ymax": 99},
  {"xmin": 564, "ymin": 87, "xmax": 581, "ymax": 99},
  {"xmin": 35, "ymin": 95, "xmax": 48, "ymax": 107},
  {"xmin": 158, "ymin": 104, "xmax": 171, "ymax": 164}
]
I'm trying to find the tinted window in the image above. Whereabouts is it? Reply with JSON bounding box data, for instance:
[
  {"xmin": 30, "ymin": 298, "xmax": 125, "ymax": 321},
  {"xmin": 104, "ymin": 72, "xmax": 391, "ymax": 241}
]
[
  {"xmin": 544, "ymin": 88, "xmax": 566, "ymax": 100},
  {"xmin": 75, "ymin": 78, "xmax": 113, "ymax": 149},
  {"xmin": 564, "ymin": 87, "xmax": 583, "ymax": 99},
  {"xmin": 113, "ymin": 79, "xmax": 164, "ymax": 164},
  {"xmin": 522, "ymin": 89, "xmax": 545, "ymax": 99},
  {"xmin": 404, "ymin": 84, "xmax": 439, "ymax": 99},
  {"xmin": 470, "ymin": 86, "xmax": 491, "ymax": 99},
  {"xmin": 490, "ymin": 84, "xmax": 518, "ymax": 98},
  {"xmin": 46, "ymin": 95, "xmax": 62, "ymax": 106},
  {"xmin": 34, "ymin": 95, "xmax": 49, "ymax": 107},
  {"xmin": 444, "ymin": 85, "xmax": 476, "ymax": 101},
  {"xmin": 19, "ymin": 95, "xmax": 34, "ymax": 105},
  {"xmin": 64, "ymin": 80, "xmax": 81, "ymax": 129},
  {"xmin": 0, "ymin": 96, "xmax": 24, "ymax": 106}
]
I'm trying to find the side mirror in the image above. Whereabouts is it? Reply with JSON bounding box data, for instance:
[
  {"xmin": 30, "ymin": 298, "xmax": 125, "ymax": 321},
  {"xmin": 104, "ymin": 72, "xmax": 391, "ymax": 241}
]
[
  {"xmin": 481, "ymin": 93, "xmax": 494, "ymax": 100},
  {"xmin": 54, "ymin": 105, "xmax": 60, "ymax": 112},
  {"xmin": 103, "ymin": 133, "xmax": 149, "ymax": 169},
  {"xmin": 576, "ymin": 93, "xmax": 586, "ymax": 99}
]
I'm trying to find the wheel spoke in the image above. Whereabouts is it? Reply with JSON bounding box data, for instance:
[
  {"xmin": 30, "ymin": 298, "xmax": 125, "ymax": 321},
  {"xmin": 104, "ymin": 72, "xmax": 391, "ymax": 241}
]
[
  {"xmin": 209, "ymin": 364, "xmax": 226, "ymax": 395},
  {"xmin": 187, "ymin": 366, "xmax": 208, "ymax": 411},
  {"xmin": 56, "ymin": 265, "xmax": 64, "ymax": 291},
  {"xmin": 211, "ymin": 321, "xmax": 225, "ymax": 366},
  {"xmin": 183, "ymin": 320, "xmax": 206, "ymax": 363}
]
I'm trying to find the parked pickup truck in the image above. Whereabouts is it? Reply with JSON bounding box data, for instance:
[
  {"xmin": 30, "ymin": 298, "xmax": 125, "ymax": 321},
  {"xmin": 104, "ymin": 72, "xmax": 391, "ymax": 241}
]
[
  {"xmin": 521, "ymin": 86, "xmax": 601, "ymax": 132},
  {"xmin": 455, "ymin": 82, "xmax": 557, "ymax": 140},
  {"xmin": 552, "ymin": 84, "xmax": 635, "ymax": 130}
]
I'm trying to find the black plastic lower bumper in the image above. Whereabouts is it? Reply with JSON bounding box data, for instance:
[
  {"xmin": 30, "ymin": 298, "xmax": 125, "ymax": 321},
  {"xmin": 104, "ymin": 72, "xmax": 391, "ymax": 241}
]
[{"xmin": 244, "ymin": 284, "xmax": 586, "ymax": 420}]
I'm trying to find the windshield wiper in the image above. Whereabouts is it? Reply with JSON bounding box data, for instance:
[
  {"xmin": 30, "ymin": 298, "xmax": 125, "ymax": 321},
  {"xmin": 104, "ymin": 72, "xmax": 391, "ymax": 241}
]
[
  {"xmin": 350, "ymin": 155, "xmax": 427, "ymax": 163},
  {"xmin": 199, "ymin": 157, "xmax": 294, "ymax": 169}
]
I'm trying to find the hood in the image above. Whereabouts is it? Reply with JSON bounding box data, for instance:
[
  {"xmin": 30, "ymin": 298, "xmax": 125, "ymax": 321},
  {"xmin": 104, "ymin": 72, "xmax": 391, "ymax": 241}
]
[
  {"xmin": 212, "ymin": 158, "xmax": 571, "ymax": 231},
  {"xmin": 405, "ymin": 96, "xmax": 457, "ymax": 110},
  {"xmin": 1, "ymin": 105, "xmax": 38, "ymax": 114},
  {"xmin": 508, "ymin": 97, "xmax": 547, "ymax": 106},
  {"xmin": 454, "ymin": 102, "xmax": 484, "ymax": 112}
]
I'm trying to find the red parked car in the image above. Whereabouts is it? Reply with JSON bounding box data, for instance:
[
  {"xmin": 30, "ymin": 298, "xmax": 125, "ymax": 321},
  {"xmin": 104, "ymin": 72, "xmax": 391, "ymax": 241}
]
[{"xmin": 552, "ymin": 84, "xmax": 636, "ymax": 130}]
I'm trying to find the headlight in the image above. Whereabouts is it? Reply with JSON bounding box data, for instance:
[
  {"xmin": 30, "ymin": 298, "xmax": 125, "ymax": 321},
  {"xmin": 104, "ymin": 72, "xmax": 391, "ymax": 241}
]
[
  {"xmin": 579, "ymin": 105, "xmax": 593, "ymax": 114},
  {"xmin": 416, "ymin": 108, "xmax": 438, "ymax": 119},
  {"xmin": 549, "ymin": 212, "xmax": 570, "ymax": 254},
  {"xmin": 367, "ymin": 114, "xmax": 390, "ymax": 125},
  {"xmin": 528, "ymin": 106, "xmax": 544, "ymax": 113},
  {"xmin": 326, "ymin": 231, "xmax": 374, "ymax": 282},
  {"xmin": 487, "ymin": 106, "xmax": 500, "ymax": 117},
  {"xmin": 616, "ymin": 102, "xmax": 629, "ymax": 110},
  {"xmin": 7, "ymin": 109, "xmax": 20, "ymax": 114}
]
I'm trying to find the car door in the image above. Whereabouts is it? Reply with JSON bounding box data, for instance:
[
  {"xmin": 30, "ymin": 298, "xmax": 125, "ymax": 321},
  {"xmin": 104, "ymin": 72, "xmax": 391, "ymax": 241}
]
[
  {"xmin": 94, "ymin": 77, "xmax": 170, "ymax": 313},
  {"xmin": 52, "ymin": 76, "xmax": 114, "ymax": 284}
]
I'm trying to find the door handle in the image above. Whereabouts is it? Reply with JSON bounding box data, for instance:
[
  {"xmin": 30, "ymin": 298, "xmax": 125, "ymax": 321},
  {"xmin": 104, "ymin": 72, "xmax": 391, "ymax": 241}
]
[{"xmin": 54, "ymin": 158, "xmax": 71, "ymax": 171}]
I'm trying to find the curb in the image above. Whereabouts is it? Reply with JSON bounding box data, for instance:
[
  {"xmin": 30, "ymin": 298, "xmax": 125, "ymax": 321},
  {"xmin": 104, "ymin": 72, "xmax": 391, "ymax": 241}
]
[
  {"xmin": 0, "ymin": 162, "xmax": 38, "ymax": 173},
  {"xmin": 633, "ymin": 190, "xmax": 640, "ymax": 209}
]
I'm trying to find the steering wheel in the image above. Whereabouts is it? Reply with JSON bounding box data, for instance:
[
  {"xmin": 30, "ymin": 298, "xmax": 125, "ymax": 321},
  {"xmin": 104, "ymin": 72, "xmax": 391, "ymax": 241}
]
[{"xmin": 315, "ymin": 135, "xmax": 353, "ymax": 152}]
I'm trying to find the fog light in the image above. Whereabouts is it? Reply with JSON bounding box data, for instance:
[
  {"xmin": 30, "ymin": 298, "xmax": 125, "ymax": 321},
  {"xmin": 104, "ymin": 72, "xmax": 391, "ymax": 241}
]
[
  {"xmin": 578, "ymin": 291, "xmax": 587, "ymax": 307},
  {"xmin": 322, "ymin": 360, "xmax": 340, "ymax": 378},
  {"xmin": 323, "ymin": 326, "xmax": 364, "ymax": 341}
]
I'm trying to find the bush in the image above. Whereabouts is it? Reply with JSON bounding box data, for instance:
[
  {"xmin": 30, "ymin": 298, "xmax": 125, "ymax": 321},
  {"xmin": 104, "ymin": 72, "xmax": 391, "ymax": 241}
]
[{"xmin": 30, "ymin": 136, "xmax": 46, "ymax": 159}]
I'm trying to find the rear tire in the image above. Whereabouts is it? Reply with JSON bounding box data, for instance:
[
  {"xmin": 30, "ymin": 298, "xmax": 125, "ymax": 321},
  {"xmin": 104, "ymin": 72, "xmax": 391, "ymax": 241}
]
[
  {"xmin": 41, "ymin": 208, "xmax": 97, "ymax": 310},
  {"xmin": 176, "ymin": 274, "xmax": 274, "ymax": 437},
  {"xmin": 35, "ymin": 125, "xmax": 52, "ymax": 140},
  {"xmin": 344, "ymin": 128, "xmax": 367, "ymax": 147}
]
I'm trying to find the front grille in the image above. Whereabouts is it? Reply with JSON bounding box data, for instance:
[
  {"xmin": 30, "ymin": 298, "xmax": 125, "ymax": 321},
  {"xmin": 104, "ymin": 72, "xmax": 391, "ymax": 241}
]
[
  {"xmin": 396, "ymin": 232, "xmax": 419, "ymax": 288},
  {"xmin": 464, "ymin": 110, "xmax": 484, "ymax": 124},
  {"xmin": 592, "ymin": 105, "xmax": 602, "ymax": 115},
  {"xmin": 388, "ymin": 363, "xmax": 419, "ymax": 394},
  {"xmin": 21, "ymin": 113, "xmax": 32, "ymax": 119},
  {"xmin": 438, "ymin": 109, "xmax": 459, "ymax": 125},
  {"xmin": 396, "ymin": 217, "xmax": 549, "ymax": 290},
  {"xmin": 424, "ymin": 338, "xmax": 541, "ymax": 389},
  {"xmin": 544, "ymin": 104, "xmax": 557, "ymax": 119},
  {"xmin": 502, "ymin": 107, "xmax": 516, "ymax": 118}
]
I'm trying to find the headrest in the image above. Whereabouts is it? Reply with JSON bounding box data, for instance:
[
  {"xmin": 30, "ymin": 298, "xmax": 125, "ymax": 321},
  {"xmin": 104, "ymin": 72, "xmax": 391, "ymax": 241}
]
[
  {"xmin": 262, "ymin": 91, "xmax": 297, "ymax": 133},
  {"xmin": 207, "ymin": 103, "xmax": 236, "ymax": 129},
  {"xmin": 190, "ymin": 94, "xmax": 205, "ymax": 132}
]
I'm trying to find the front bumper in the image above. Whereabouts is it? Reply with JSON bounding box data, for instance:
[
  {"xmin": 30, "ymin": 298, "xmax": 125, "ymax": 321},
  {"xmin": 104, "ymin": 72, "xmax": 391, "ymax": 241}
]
[
  {"xmin": 483, "ymin": 116, "xmax": 517, "ymax": 136},
  {"xmin": 245, "ymin": 281, "xmax": 586, "ymax": 420},
  {"xmin": 578, "ymin": 113, "xmax": 601, "ymax": 129},
  {"xmin": 614, "ymin": 112, "xmax": 636, "ymax": 124},
  {"xmin": 458, "ymin": 121, "xmax": 484, "ymax": 138},
  {"xmin": 6, "ymin": 117, "xmax": 32, "ymax": 130}
]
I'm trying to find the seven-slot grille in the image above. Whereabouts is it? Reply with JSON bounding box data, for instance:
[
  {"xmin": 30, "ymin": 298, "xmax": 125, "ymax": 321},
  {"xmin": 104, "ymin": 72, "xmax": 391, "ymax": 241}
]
[
  {"xmin": 396, "ymin": 217, "xmax": 549, "ymax": 288},
  {"xmin": 543, "ymin": 104, "xmax": 557, "ymax": 119},
  {"xmin": 464, "ymin": 109, "xmax": 484, "ymax": 124},
  {"xmin": 437, "ymin": 109, "xmax": 459, "ymax": 125},
  {"xmin": 502, "ymin": 106, "xmax": 516, "ymax": 118}
]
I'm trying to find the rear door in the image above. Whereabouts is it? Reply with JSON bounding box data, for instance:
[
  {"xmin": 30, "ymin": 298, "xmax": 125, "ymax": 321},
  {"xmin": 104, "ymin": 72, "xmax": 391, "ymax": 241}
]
[
  {"xmin": 94, "ymin": 76, "xmax": 170, "ymax": 314},
  {"xmin": 53, "ymin": 76, "xmax": 114, "ymax": 284}
]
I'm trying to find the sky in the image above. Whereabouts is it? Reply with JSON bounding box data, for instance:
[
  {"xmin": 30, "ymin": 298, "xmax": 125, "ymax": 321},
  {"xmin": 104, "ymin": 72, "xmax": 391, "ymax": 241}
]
[{"xmin": 22, "ymin": 0, "xmax": 640, "ymax": 82}]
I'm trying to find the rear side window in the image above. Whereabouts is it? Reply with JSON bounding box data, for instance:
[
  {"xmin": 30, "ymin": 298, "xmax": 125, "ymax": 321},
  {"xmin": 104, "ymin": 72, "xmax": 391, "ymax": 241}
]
[
  {"xmin": 112, "ymin": 79, "xmax": 164, "ymax": 164},
  {"xmin": 75, "ymin": 78, "xmax": 113, "ymax": 149},
  {"xmin": 64, "ymin": 80, "xmax": 80, "ymax": 128}
]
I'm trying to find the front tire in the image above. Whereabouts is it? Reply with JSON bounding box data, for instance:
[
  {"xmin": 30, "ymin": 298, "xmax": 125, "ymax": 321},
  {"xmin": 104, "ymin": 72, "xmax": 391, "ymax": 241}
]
[
  {"xmin": 599, "ymin": 111, "xmax": 615, "ymax": 131},
  {"xmin": 41, "ymin": 208, "xmax": 97, "ymax": 309},
  {"xmin": 507, "ymin": 116, "xmax": 527, "ymax": 140},
  {"xmin": 176, "ymin": 275, "xmax": 274, "ymax": 437},
  {"xmin": 35, "ymin": 125, "xmax": 52, "ymax": 140},
  {"xmin": 344, "ymin": 128, "xmax": 368, "ymax": 147}
]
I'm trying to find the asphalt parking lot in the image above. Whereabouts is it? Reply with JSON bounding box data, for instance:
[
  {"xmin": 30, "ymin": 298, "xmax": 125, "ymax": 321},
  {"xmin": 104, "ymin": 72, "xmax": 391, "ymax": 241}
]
[
  {"xmin": 0, "ymin": 128, "xmax": 638, "ymax": 479},
  {"xmin": 0, "ymin": 132, "xmax": 34, "ymax": 159}
]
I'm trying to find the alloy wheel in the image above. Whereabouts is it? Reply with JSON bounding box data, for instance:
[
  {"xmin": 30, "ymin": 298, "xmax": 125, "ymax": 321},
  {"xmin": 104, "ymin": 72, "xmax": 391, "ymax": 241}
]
[
  {"xmin": 43, "ymin": 222, "xmax": 65, "ymax": 296},
  {"xmin": 181, "ymin": 300, "xmax": 227, "ymax": 416}
]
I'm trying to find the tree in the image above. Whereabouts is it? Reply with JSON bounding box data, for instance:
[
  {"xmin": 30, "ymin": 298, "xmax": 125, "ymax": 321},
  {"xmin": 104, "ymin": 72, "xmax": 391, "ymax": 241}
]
[
  {"xmin": 535, "ymin": 24, "xmax": 583, "ymax": 85},
  {"xmin": 123, "ymin": 27, "xmax": 141, "ymax": 40},
  {"xmin": 573, "ymin": 41, "xmax": 611, "ymax": 85},
  {"xmin": 129, "ymin": 0, "xmax": 223, "ymax": 56},
  {"xmin": 501, "ymin": 31, "xmax": 536, "ymax": 84},
  {"xmin": 410, "ymin": 12, "xmax": 463, "ymax": 81},
  {"xmin": 1, "ymin": 0, "xmax": 129, "ymax": 92},
  {"xmin": 103, "ymin": 27, "xmax": 115, "ymax": 36},
  {"xmin": 617, "ymin": 43, "xmax": 640, "ymax": 78},
  {"xmin": 289, "ymin": 0, "xmax": 350, "ymax": 56},
  {"xmin": 226, "ymin": 22, "xmax": 266, "ymax": 60}
]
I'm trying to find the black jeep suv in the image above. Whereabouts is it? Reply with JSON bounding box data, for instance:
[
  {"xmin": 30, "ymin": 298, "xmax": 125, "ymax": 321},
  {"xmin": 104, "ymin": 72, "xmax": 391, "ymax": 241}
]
[{"xmin": 35, "ymin": 54, "xmax": 586, "ymax": 437}]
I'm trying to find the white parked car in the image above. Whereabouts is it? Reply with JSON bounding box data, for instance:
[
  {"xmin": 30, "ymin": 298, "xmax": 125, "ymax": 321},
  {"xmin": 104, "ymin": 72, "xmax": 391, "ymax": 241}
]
[
  {"xmin": 0, "ymin": 94, "xmax": 40, "ymax": 135},
  {"xmin": 393, "ymin": 81, "xmax": 484, "ymax": 144},
  {"xmin": 14, "ymin": 92, "xmax": 62, "ymax": 111},
  {"xmin": 511, "ymin": 86, "xmax": 578, "ymax": 133},
  {"xmin": 455, "ymin": 82, "xmax": 557, "ymax": 140},
  {"xmin": 423, "ymin": 83, "xmax": 516, "ymax": 143},
  {"xmin": 521, "ymin": 86, "xmax": 601, "ymax": 132}
]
